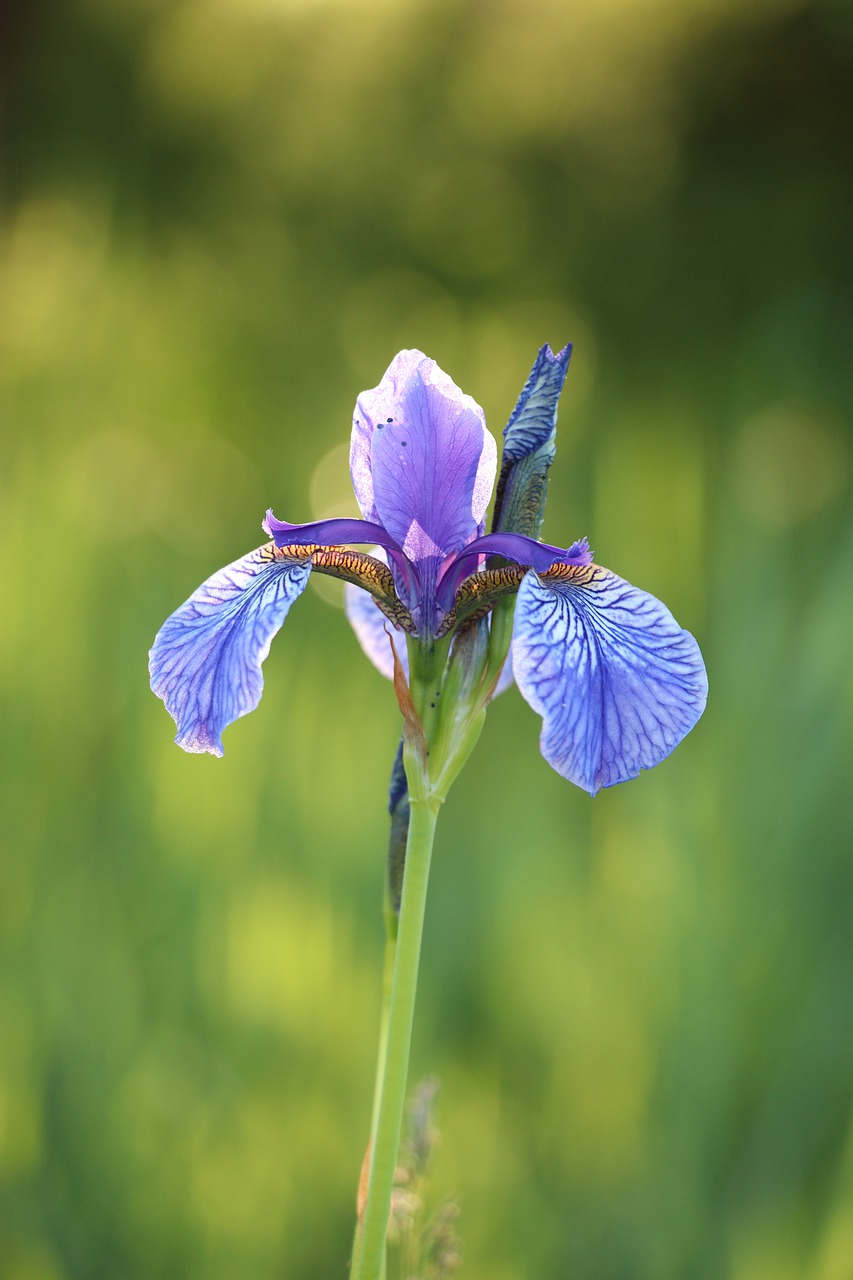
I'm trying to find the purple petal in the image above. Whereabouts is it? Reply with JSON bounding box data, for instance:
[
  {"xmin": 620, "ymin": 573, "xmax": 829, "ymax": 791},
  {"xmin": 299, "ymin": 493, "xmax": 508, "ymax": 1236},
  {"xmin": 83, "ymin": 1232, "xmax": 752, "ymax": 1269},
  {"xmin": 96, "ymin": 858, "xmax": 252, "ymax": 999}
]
[
  {"xmin": 438, "ymin": 533, "xmax": 592, "ymax": 608},
  {"xmin": 264, "ymin": 509, "xmax": 419, "ymax": 605},
  {"xmin": 263, "ymin": 511, "xmax": 404, "ymax": 555},
  {"xmin": 352, "ymin": 350, "xmax": 496, "ymax": 566},
  {"xmin": 466, "ymin": 531, "xmax": 592, "ymax": 570},
  {"xmin": 512, "ymin": 565, "xmax": 707, "ymax": 794},
  {"xmin": 149, "ymin": 545, "xmax": 311, "ymax": 756}
]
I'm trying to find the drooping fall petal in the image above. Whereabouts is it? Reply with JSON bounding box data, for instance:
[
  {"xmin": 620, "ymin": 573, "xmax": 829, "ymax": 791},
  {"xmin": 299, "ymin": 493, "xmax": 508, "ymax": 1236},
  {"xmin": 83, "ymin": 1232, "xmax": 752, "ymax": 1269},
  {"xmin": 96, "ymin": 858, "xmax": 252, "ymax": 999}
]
[
  {"xmin": 511, "ymin": 563, "xmax": 707, "ymax": 794},
  {"xmin": 149, "ymin": 544, "xmax": 311, "ymax": 756}
]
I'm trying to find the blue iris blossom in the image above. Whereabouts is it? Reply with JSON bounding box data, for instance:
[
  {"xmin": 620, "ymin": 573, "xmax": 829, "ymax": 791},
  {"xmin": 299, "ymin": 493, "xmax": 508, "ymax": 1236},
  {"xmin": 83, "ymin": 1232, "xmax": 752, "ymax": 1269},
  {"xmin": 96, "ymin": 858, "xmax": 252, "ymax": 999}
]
[{"xmin": 149, "ymin": 346, "xmax": 707, "ymax": 795}]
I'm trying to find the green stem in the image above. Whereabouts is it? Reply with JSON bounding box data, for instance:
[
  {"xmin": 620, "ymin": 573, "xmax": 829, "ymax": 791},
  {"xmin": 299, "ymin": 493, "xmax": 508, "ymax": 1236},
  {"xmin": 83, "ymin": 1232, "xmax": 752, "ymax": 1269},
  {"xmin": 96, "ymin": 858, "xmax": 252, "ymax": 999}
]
[
  {"xmin": 349, "ymin": 897, "xmax": 397, "ymax": 1278},
  {"xmin": 370, "ymin": 923, "xmax": 397, "ymax": 1137},
  {"xmin": 353, "ymin": 796, "xmax": 440, "ymax": 1280}
]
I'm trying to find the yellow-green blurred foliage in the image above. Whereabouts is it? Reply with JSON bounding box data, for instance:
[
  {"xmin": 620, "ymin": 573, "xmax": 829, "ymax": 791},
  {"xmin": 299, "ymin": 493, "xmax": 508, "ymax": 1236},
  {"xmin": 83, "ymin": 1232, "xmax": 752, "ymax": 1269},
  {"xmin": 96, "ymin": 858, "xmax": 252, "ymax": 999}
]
[{"xmin": 1, "ymin": 0, "xmax": 852, "ymax": 1276}]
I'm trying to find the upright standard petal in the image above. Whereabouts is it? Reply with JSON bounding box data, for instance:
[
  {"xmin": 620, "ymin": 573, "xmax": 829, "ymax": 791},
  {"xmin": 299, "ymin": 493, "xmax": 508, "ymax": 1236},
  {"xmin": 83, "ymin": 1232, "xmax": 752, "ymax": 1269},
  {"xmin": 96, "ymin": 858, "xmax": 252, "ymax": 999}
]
[
  {"xmin": 353, "ymin": 350, "xmax": 497, "ymax": 565},
  {"xmin": 149, "ymin": 544, "xmax": 311, "ymax": 756},
  {"xmin": 512, "ymin": 564, "xmax": 707, "ymax": 795}
]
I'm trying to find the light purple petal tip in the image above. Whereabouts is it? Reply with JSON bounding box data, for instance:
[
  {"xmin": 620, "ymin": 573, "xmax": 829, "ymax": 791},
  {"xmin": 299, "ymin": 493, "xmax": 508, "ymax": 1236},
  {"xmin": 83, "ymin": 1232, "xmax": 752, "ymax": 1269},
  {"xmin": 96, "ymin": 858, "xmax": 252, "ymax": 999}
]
[
  {"xmin": 512, "ymin": 566, "xmax": 707, "ymax": 795},
  {"xmin": 565, "ymin": 537, "xmax": 592, "ymax": 565},
  {"xmin": 149, "ymin": 545, "xmax": 311, "ymax": 755},
  {"xmin": 351, "ymin": 350, "xmax": 497, "ymax": 566}
]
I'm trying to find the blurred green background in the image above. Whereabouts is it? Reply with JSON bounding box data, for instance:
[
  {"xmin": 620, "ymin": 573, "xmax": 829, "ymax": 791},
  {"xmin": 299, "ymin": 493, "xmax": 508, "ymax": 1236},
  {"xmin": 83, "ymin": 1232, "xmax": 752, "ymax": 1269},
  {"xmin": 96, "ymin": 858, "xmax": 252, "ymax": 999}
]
[{"xmin": 1, "ymin": 0, "xmax": 852, "ymax": 1276}]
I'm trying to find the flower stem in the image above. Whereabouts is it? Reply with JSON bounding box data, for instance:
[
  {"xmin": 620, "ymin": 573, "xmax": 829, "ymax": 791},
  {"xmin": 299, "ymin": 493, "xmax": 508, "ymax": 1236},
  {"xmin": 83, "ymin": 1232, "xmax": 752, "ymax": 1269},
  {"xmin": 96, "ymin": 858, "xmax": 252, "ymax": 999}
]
[
  {"xmin": 370, "ymin": 920, "xmax": 398, "ymax": 1137},
  {"xmin": 353, "ymin": 795, "xmax": 440, "ymax": 1280}
]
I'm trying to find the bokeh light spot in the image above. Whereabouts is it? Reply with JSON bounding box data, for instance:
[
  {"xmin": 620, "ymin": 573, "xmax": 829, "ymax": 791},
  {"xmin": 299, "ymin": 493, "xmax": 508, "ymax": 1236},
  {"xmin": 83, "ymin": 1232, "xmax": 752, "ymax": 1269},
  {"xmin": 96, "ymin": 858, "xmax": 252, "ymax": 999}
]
[{"xmin": 733, "ymin": 402, "xmax": 848, "ymax": 530}]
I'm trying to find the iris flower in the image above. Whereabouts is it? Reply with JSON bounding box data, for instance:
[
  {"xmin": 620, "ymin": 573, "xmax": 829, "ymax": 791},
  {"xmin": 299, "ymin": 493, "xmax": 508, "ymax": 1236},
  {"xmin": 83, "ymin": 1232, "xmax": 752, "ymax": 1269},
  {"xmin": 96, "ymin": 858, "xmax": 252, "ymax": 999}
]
[{"xmin": 150, "ymin": 347, "xmax": 706, "ymax": 794}]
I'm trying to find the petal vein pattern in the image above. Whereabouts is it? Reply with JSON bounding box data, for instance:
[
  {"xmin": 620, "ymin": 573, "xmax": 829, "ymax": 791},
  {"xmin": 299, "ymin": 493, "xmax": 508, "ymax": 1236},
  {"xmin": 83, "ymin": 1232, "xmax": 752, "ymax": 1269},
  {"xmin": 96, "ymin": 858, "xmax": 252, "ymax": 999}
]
[
  {"xmin": 149, "ymin": 544, "xmax": 311, "ymax": 756},
  {"xmin": 512, "ymin": 564, "xmax": 708, "ymax": 794},
  {"xmin": 358, "ymin": 351, "xmax": 496, "ymax": 561}
]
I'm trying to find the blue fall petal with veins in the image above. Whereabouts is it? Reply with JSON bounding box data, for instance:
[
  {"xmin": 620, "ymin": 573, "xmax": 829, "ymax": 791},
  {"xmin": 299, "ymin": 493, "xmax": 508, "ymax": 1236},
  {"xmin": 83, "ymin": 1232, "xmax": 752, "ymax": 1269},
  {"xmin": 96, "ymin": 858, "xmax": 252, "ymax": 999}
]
[
  {"xmin": 511, "ymin": 563, "xmax": 708, "ymax": 795},
  {"xmin": 149, "ymin": 545, "xmax": 311, "ymax": 756}
]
